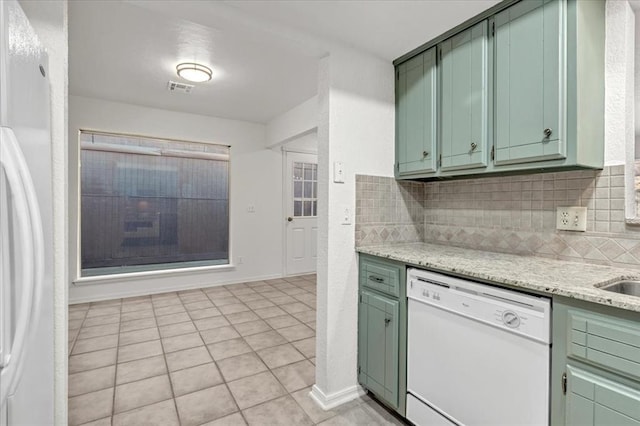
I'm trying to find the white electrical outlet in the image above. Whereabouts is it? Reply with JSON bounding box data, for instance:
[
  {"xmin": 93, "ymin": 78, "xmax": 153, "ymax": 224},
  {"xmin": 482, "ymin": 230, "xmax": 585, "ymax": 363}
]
[{"xmin": 556, "ymin": 206, "xmax": 587, "ymax": 231}]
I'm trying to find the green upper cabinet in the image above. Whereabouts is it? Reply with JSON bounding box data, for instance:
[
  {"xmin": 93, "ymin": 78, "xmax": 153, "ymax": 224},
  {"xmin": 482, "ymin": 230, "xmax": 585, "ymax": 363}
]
[
  {"xmin": 393, "ymin": 0, "xmax": 605, "ymax": 180},
  {"xmin": 494, "ymin": 0, "xmax": 564, "ymax": 166},
  {"xmin": 440, "ymin": 20, "xmax": 489, "ymax": 171},
  {"xmin": 396, "ymin": 48, "xmax": 437, "ymax": 176}
]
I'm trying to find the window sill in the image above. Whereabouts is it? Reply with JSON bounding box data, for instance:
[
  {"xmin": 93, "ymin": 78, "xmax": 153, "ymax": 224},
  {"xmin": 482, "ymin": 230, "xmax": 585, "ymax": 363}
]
[{"xmin": 73, "ymin": 263, "xmax": 236, "ymax": 286}]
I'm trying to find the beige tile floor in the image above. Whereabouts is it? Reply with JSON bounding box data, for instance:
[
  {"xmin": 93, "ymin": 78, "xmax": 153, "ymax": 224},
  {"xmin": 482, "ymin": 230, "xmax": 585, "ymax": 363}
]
[{"xmin": 68, "ymin": 275, "xmax": 405, "ymax": 426}]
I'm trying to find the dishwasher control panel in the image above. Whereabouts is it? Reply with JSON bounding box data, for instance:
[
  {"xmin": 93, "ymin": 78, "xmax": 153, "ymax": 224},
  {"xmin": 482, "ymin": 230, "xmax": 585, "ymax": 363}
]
[{"xmin": 407, "ymin": 268, "xmax": 551, "ymax": 343}]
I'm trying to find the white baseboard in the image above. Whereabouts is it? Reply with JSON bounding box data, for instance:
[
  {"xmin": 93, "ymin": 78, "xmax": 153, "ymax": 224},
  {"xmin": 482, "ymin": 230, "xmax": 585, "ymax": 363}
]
[{"xmin": 310, "ymin": 384, "xmax": 366, "ymax": 411}]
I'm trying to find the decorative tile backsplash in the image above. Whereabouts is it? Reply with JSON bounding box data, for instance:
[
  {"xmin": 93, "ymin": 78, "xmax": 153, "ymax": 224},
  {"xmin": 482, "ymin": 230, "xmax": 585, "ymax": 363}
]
[
  {"xmin": 355, "ymin": 176, "xmax": 425, "ymax": 246},
  {"xmin": 356, "ymin": 166, "xmax": 640, "ymax": 269}
]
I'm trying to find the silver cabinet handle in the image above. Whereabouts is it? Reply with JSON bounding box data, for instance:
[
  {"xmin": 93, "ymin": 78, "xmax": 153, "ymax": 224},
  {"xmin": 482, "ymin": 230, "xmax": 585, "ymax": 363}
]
[
  {"xmin": 422, "ymin": 151, "xmax": 429, "ymax": 157},
  {"xmin": 369, "ymin": 275, "xmax": 384, "ymax": 283},
  {"xmin": 385, "ymin": 318, "xmax": 391, "ymax": 326},
  {"xmin": 544, "ymin": 128, "xmax": 553, "ymax": 138},
  {"xmin": 470, "ymin": 142, "xmax": 477, "ymax": 151}
]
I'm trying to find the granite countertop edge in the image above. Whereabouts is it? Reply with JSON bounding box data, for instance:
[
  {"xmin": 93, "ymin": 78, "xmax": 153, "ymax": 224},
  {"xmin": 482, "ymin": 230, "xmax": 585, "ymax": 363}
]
[{"xmin": 356, "ymin": 242, "xmax": 640, "ymax": 313}]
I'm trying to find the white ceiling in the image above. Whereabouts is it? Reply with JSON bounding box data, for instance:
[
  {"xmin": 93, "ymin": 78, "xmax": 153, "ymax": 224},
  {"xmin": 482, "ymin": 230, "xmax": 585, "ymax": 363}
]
[
  {"xmin": 69, "ymin": 0, "xmax": 500, "ymax": 124},
  {"xmin": 68, "ymin": 1, "xmax": 320, "ymax": 123},
  {"xmin": 224, "ymin": 1, "xmax": 501, "ymax": 61}
]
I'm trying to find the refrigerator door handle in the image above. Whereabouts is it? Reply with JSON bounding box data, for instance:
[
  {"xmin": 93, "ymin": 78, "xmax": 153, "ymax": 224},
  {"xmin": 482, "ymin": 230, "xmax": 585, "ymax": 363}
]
[{"xmin": 0, "ymin": 127, "xmax": 44, "ymax": 400}]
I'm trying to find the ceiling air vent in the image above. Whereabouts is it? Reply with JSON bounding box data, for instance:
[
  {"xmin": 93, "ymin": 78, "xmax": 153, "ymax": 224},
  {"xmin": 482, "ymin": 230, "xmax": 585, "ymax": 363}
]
[{"xmin": 167, "ymin": 80, "xmax": 194, "ymax": 94}]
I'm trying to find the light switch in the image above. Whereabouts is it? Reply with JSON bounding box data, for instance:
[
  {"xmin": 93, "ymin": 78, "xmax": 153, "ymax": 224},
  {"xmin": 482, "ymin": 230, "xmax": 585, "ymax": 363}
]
[
  {"xmin": 342, "ymin": 208, "xmax": 351, "ymax": 225},
  {"xmin": 333, "ymin": 162, "xmax": 344, "ymax": 183}
]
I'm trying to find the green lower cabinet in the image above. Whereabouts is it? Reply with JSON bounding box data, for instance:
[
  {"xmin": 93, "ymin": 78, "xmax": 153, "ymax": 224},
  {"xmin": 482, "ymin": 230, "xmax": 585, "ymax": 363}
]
[
  {"xmin": 357, "ymin": 254, "xmax": 407, "ymax": 416},
  {"xmin": 358, "ymin": 289, "xmax": 399, "ymax": 408},
  {"xmin": 566, "ymin": 366, "xmax": 640, "ymax": 426},
  {"xmin": 552, "ymin": 297, "xmax": 640, "ymax": 426}
]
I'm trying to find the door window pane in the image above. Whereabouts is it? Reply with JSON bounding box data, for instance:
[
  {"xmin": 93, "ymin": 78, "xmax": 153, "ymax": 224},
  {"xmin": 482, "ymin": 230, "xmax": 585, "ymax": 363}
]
[{"xmin": 292, "ymin": 160, "xmax": 318, "ymax": 217}]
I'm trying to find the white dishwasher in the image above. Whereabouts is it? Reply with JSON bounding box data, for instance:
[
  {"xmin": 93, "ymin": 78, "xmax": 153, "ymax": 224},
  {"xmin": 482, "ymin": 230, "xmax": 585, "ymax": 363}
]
[{"xmin": 406, "ymin": 268, "xmax": 551, "ymax": 426}]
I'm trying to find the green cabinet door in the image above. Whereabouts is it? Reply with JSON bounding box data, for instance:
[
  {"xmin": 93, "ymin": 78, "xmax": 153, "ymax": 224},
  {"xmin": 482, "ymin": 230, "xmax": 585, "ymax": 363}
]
[
  {"xmin": 494, "ymin": 0, "xmax": 565, "ymax": 166},
  {"xmin": 440, "ymin": 20, "xmax": 489, "ymax": 171},
  {"xmin": 566, "ymin": 366, "xmax": 640, "ymax": 426},
  {"xmin": 358, "ymin": 289, "xmax": 399, "ymax": 409},
  {"xmin": 396, "ymin": 48, "xmax": 437, "ymax": 176}
]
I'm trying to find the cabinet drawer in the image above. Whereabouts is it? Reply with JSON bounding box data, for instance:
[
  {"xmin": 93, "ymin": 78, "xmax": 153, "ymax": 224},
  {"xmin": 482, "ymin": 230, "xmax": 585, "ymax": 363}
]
[
  {"xmin": 568, "ymin": 311, "xmax": 640, "ymax": 381},
  {"xmin": 360, "ymin": 258, "xmax": 401, "ymax": 297},
  {"xmin": 566, "ymin": 366, "xmax": 640, "ymax": 426}
]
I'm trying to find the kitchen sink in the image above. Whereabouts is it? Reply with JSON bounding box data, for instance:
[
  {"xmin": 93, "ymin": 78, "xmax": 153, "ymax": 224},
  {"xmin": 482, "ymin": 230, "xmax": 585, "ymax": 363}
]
[{"xmin": 600, "ymin": 281, "xmax": 640, "ymax": 297}]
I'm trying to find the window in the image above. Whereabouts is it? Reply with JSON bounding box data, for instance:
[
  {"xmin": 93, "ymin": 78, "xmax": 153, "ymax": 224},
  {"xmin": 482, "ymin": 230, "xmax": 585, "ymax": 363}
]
[
  {"xmin": 80, "ymin": 131, "xmax": 230, "ymax": 276},
  {"xmin": 292, "ymin": 162, "xmax": 317, "ymax": 217}
]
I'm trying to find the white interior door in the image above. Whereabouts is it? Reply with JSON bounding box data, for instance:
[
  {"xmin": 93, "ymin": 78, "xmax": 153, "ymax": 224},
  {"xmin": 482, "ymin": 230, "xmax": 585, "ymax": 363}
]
[{"xmin": 284, "ymin": 152, "xmax": 318, "ymax": 276}]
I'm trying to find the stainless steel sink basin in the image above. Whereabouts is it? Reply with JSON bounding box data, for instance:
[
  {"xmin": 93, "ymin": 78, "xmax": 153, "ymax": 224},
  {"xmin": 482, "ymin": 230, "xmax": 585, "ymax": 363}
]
[{"xmin": 600, "ymin": 281, "xmax": 640, "ymax": 297}]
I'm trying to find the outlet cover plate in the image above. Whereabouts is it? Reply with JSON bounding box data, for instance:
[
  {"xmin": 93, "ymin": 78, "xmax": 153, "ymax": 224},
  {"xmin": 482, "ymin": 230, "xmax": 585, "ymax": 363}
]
[{"xmin": 556, "ymin": 206, "xmax": 587, "ymax": 231}]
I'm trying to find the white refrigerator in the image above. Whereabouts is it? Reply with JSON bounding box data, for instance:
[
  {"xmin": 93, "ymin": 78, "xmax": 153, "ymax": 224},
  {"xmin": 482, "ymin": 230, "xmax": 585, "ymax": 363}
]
[{"xmin": 0, "ymin": 0, "xmax": 54, "ymax": 424}]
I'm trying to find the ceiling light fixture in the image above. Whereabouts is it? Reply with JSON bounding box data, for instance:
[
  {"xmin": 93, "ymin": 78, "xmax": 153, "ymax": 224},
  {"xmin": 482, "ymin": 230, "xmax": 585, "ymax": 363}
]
[{"xmin": 176, "ymin": 62, "xmax": 212, "ymax": 83}]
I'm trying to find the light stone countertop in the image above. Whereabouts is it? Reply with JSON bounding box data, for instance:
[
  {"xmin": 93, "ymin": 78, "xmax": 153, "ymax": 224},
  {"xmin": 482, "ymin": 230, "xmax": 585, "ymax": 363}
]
[{"xmin": 357, "ymin": 242, "xmax": 640, "ymax": 313}]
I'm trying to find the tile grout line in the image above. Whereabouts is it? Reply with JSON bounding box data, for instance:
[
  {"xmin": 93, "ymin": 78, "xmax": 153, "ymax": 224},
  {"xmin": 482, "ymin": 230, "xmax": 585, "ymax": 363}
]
[
  {"xmin": 110, "ymin": 299, "xmax": 123, "ymax": 426},
  {"xmin": 205, "ymin": 285, "xmax": 313, "ymax": 422},
  {"xmin": 70, "ymin": 276, "xmax": 318, "ymax": 425},
  {"xmin": 153, "ymin": 288, "xmax": 189, "ymax": 426},
  {"xmin": 214, "ymin": 299, "xmax": 314, "ymax": 423},
  {"xmin": 195, "ymin": 287, "xmax": 255, "ymax": 425},
  {"xmin": 262, "ymin": 354, "xmax": 317, "ymax": 425},
  {"xmin": 245, "ymin": 276, "xmax": 319, "ymax": 423},
  {"xmin": 68, "ymin": 307, "xmax": 91, "ymax": 357}
]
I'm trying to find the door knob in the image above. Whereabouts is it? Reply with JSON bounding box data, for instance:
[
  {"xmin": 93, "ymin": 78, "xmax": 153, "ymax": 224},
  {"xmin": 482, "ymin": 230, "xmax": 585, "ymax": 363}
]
[
  {"xmin": 543, "ymin": 128, "xmax": 553, "ymax": 138},
  {"xmin": 287, "ymin": 217, "xmax": 293, "ymax": 222}
]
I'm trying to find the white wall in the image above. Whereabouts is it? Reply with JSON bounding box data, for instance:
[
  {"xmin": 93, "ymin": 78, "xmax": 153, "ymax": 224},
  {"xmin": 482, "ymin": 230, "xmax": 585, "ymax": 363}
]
[
  {"xmin": 312, "ymin": 48, "xmax": 395, "ymax": 409},
  {"xmin": 282, "ymin": 131, "xmax": 318, "ymax": 154},
  {"xmin": 604, "ymin": 0, "xmax": 637, "ymax": 218},
  {"xmin": 606, "ymin": 0, "xmax": 634, "ymax": 167},
  {"xmin": 266, "ymin": 95, "xmax": 318, "ymax": 148},
  {"xmin": 69, "ymin": 95, "xmax": 285, "ymax": 302},
  {"xmin": 19, "ymin": 0, "xmax": 68, "ymax": 423},
  {"xmin": 635, "ymin": 4, "xmax": 640, "ymax": 157}
]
